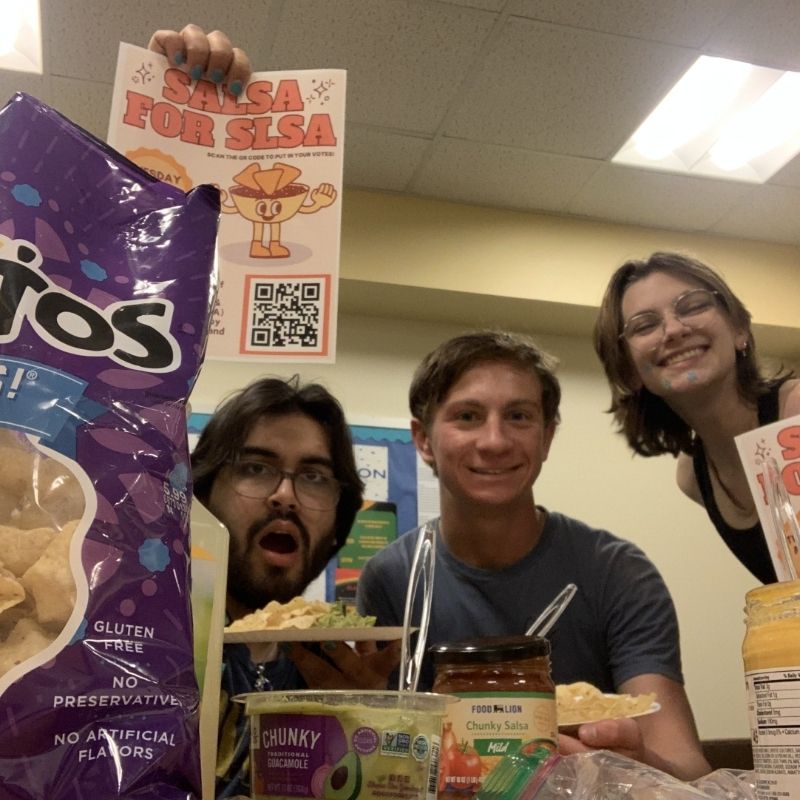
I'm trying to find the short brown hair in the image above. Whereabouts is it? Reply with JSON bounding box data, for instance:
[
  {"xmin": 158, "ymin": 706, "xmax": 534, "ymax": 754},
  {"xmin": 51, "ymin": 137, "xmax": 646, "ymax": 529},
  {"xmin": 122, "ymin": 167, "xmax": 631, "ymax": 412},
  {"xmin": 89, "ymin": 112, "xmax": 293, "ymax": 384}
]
[
  {"xmin": 191, "ymin": 375, "xmax": 364, "ymax": 552},
  {"xmin": 409, "ymin": 330, "xmax": 561, "ymax": 429},
  {"xmin": 593, "ymin": 251, "xmax": 788, "ymax": 456}
]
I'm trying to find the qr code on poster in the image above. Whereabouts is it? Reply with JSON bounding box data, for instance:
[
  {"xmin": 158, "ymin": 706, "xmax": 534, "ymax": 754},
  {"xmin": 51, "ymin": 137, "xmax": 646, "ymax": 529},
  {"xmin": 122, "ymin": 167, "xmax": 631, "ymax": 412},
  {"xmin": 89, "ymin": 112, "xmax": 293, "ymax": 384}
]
[{"xmin": 244, "ymin": 275, "xmax": 329, "ymax": 354}]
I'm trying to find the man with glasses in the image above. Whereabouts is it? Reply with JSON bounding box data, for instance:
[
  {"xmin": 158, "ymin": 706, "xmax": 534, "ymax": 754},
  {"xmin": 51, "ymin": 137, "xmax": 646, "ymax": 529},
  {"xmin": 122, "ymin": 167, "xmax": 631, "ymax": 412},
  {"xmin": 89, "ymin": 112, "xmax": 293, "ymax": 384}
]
[{"xmin": 192, "ymin": 375, "xmax": 400, "ymax": 798}]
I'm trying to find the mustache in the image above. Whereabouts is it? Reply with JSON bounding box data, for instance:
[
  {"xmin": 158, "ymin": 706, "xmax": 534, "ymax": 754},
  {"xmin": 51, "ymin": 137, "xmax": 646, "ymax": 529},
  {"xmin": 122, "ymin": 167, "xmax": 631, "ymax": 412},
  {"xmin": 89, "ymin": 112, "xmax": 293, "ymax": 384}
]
[{"xmin": 247, "ymin": 509, "xmax": 310, "ymax": 549}]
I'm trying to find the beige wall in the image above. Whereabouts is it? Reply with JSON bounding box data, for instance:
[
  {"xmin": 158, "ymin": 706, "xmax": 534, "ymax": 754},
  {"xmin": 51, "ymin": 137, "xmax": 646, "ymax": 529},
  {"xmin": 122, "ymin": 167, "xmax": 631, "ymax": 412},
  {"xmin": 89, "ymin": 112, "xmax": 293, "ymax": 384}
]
[{"xmin": 190, "ymin": 190, "xmax": 800, "ymax": 740}]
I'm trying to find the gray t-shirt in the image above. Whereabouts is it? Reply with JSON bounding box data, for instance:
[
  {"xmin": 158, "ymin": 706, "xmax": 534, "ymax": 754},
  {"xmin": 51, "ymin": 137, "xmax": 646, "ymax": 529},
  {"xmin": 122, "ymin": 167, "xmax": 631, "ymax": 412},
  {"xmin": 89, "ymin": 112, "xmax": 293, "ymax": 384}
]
[{"xmin": 356, "ymin": 509, "xmax": 682, "ymax": 692}]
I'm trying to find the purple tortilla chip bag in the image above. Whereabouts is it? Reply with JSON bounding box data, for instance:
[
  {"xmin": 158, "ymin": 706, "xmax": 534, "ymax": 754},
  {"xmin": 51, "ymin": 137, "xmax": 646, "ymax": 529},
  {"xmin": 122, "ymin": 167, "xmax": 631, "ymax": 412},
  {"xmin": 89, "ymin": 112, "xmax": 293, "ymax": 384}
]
[{"xmin": 0, "ymin": 93, "xmax": 219, "ymax": 799}]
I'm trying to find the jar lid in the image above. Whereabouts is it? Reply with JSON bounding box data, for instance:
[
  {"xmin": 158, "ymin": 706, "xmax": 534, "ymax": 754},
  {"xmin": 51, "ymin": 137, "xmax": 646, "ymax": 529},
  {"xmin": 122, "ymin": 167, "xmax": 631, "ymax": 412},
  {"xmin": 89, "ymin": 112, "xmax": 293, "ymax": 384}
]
[{"xmin": 429, "ymin": 635, "xmax": 550, "ymax": 664}]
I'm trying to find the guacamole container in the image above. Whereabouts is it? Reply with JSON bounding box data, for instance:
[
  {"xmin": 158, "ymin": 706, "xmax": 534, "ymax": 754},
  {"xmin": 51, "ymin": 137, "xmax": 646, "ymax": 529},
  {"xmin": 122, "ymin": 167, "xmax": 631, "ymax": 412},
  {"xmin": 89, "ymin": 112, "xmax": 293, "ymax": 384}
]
[{"xmin": 239, "ymin": 690, "xmax": 451, "ymax": 800}]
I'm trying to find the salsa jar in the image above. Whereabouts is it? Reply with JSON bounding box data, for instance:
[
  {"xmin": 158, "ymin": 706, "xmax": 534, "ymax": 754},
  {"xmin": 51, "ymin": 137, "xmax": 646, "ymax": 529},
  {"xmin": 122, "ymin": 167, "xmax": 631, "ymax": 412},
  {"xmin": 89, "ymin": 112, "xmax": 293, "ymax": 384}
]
[
  {"xmin": 430, "ymin": 635, "xmax": 557, "ymax": 800},
  {"xmin": 743, "ymin": 580, "xmax": 800, "ymax": 800}
]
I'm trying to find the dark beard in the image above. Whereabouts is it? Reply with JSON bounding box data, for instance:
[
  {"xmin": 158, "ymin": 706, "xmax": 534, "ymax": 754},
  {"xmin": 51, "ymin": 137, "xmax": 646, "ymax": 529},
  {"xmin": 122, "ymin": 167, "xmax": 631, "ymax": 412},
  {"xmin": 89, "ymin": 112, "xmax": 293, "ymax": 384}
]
[{"xmin": 227, "ymin": 510, "xmax": 335, "ymax": 610}]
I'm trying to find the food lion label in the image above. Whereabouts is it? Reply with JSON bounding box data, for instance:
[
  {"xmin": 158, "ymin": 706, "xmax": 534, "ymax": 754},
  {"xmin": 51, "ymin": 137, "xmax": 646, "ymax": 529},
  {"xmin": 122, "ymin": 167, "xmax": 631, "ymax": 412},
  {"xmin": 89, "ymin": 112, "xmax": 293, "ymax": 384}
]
[{"xmin": 440, "ymin": 692, "xmax": 557, "ymax": 797}]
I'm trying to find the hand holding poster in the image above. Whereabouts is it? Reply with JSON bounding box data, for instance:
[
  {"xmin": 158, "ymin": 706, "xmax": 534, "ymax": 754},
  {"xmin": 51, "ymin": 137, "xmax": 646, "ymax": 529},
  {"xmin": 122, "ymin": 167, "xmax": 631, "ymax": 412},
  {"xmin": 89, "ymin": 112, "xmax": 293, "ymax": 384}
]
[
  {"xmin": 107, "ymin": 43, "xmax": 346, "ymax": 363},
  {"xmin": 736, "ymin": 415, "xmax": 800, "ymax": 581}
]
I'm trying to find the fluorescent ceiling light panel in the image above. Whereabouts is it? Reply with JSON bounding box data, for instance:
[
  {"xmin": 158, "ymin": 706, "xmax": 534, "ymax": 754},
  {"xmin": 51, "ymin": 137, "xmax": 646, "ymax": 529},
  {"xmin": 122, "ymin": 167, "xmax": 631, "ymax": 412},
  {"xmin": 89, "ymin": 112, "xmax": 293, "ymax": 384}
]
[
  {"xmin": 613, "ymin": 55, "xmax": 800, "ymax": 183},
  {"xmin": 0, "ymin": 0, "xmax": 42, "ymax": 75}
]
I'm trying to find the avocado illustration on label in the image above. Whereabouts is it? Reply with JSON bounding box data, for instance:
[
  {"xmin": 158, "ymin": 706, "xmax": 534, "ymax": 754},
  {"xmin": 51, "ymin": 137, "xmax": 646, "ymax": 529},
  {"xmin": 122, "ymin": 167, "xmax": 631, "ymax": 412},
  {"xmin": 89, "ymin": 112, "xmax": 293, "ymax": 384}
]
[{"xmin": 324, "ymin": 750, "xmax": 362, "ymax": 800}]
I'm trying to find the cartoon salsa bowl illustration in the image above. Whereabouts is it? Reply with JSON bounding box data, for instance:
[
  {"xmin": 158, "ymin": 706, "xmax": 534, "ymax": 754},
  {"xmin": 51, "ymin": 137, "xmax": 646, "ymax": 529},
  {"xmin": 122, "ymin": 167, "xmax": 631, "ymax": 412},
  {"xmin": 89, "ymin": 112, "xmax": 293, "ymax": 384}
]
[{"xmin": 222, "ymin": 162, "xmax": 337, "ymax": 258}]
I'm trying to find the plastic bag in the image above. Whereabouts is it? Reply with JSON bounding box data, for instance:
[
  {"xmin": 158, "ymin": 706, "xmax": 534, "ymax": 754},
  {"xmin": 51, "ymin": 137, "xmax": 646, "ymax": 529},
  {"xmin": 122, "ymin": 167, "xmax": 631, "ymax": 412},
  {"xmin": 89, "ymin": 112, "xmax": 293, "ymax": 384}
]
[
  {"xmin": 0, "ymin": 92, "xmax": 219, "ymax": 799},
  {"xmin": 477, "ymin": 742, "xmax": 757, "ymax": 800},
  {"xmin": 529, "ymin": 752, "xmax": 757, "ymax": 799}
]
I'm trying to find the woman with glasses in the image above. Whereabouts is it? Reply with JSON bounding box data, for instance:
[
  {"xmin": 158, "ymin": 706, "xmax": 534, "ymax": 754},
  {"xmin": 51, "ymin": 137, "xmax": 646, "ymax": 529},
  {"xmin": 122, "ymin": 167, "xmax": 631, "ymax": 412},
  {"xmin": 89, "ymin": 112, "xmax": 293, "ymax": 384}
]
[{"xmin": 594, "ymin": 251, "xmax": 799, "ymax": 584}]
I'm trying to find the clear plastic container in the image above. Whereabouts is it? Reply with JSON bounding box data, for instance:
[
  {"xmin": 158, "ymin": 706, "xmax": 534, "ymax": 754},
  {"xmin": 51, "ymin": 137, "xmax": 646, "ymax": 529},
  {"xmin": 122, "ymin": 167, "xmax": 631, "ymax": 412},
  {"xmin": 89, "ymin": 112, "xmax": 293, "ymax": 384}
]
[
  {"xmin": 238, "ymin": 689, "xmax": 451, "ymax": 800},
  {"xmin": 743, "ymin": 580, "xmax": 800, "ymax": 800}
]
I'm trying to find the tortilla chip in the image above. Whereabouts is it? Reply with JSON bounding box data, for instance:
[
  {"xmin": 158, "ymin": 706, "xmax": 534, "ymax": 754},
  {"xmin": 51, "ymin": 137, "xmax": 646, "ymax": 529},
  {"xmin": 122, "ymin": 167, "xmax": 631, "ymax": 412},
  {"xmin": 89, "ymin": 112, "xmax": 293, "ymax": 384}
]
[
  {"xmin": 0, "ymin": 524, "xmax": 56, "ymax": 575},
  {"xmin": 0, "ymin": 567, "xmax": 24, "ymax": 614},
  {"xmin": 0, "ymin": 616, "xmax": 55, "ymax": 678},
  {"xmin": 253, "ymin": 163, "xmax": 302, "ymax": 196},
  {"xmin": 21, "ymin": 520, "xmax": 78, "ymax": 626},
  {"xmin": 0, "ymin": 446, "xmax": 33, "ymax": 496},
  {"xmin": 232, "ymin": 162, "xmax": 262, "ymax": 191}
]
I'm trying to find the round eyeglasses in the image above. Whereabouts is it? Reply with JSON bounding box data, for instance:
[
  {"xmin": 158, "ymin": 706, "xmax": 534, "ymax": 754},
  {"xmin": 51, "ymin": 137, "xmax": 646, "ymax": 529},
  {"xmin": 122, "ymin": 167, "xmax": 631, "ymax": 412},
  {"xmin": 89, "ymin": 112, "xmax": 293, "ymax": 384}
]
[
  {"xmin": 226, "ymin": 458, "xmax": 341, "ymax": 511},
  {"xmin": 619, "ymin": 288, "xmax": 720, "ymax": 351}
]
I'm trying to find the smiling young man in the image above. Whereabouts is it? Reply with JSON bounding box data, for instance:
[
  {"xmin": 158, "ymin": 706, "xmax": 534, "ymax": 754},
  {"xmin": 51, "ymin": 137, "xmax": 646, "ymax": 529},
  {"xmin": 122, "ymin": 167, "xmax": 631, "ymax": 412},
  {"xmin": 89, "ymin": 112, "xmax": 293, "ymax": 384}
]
[
  {"xmin": 192, "ymin": 375, "xmax": 399, "ymax": 798},
  {"xmin": 356, "ymin": 330, "xmax": 711, "ymax": 781}
]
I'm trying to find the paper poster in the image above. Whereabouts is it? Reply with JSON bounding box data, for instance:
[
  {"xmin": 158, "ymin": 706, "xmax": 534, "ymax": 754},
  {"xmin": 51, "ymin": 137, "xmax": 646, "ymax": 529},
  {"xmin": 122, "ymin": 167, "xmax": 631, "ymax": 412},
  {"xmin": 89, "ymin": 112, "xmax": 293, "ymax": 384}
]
[
  {"xmin": 735, "ymin": 414, "xmax": 800, "ymax": 581},
  {"xmin": 335, "ymin": 501, "xmax": 397, "ymax": 606},
  {"xmin": 107, "ymin": 43, "xmax": 345, "ymax": 363}
]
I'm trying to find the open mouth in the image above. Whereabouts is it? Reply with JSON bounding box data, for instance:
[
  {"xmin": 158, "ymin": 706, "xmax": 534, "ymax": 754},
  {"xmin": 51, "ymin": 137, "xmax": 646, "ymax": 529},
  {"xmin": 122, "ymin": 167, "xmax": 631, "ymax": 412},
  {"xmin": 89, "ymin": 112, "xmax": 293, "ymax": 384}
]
[{"xmin": 258, "ymin": 531, "xmax": 299, "ymax": 555}]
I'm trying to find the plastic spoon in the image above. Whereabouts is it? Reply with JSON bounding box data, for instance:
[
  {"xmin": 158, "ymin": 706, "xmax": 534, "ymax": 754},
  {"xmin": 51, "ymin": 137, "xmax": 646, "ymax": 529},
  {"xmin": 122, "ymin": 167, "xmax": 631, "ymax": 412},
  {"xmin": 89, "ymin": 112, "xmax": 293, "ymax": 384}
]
[
  {"xmin": 764, "ymin": 457, "xmax": 799, "ymax": 581},
  {"xmin": 525, "ymin": 583, "xmax": 577, "ymax": 638},
  {"xmin": 398, "ymin": 518, "xmax": 437, "ymax": 692}
]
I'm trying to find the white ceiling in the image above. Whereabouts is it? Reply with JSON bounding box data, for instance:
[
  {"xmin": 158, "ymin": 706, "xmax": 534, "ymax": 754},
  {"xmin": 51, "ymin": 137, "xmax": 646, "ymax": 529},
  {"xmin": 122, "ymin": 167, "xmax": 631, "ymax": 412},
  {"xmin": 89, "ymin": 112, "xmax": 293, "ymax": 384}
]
[{"xmin": 5, "ymin": 0, "xmax": 800, "ymax": 247}]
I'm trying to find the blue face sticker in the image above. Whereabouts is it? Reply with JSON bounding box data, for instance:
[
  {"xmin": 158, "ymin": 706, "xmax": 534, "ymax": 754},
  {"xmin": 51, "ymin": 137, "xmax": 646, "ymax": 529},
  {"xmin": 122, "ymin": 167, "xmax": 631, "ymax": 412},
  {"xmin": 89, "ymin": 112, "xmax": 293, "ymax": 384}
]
[{"xmin": 686, "ymin": 371, "xmax": 698, "ymax": 383}]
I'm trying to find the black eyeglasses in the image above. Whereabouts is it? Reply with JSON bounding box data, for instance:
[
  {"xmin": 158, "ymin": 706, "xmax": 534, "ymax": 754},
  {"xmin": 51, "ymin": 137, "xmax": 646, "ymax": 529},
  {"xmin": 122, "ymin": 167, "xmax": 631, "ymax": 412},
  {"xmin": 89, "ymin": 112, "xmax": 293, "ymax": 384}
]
[
  {"xmin": 226, "ymin": 458, "xmax": 341, "ymax": 510},
  {"xmin": 620, "ymin": 288, "xmax": 720, "ymax": 351}
]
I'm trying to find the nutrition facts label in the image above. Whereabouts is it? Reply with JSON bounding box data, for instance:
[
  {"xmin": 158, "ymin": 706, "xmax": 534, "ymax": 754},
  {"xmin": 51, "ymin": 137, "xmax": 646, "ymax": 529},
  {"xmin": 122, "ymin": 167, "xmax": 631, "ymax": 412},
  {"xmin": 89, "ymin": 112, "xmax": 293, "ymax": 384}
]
[
  {"xmin": 746, "ymin": 668, "xmax": 800, "ymax": 800},
  {"xmin": 751, "ymin": 672, "xmax": 800, "ymax": 730}
]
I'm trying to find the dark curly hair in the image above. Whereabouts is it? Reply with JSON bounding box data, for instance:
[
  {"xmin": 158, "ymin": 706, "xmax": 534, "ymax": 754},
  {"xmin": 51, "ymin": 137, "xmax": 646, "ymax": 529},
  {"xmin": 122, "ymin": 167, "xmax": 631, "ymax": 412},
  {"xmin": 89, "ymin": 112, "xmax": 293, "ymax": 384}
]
[{"xmin": 191, "ymin": 375, "xmax": 364, "ymax": 552}]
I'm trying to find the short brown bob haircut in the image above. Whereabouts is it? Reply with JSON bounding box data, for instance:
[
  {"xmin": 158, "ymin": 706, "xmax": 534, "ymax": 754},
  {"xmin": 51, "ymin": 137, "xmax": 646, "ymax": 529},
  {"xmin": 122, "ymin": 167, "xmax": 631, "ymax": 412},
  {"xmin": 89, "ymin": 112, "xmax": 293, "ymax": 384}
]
[
  {"xmin": 191, "ymin": 375, "xmax": 364, "ymax": 552},
  {"xmin": 409, "ymin": 330, "xmax": 561, "ymax": 430},
  {"xmin": 593, "ymin": 251, "xmax": 790, "ymax": 457}
]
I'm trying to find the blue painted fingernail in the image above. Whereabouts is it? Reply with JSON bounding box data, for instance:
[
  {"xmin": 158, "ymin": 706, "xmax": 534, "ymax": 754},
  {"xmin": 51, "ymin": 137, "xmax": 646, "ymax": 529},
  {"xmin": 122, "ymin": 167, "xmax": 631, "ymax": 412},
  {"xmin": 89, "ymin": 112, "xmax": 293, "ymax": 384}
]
[
  {"xmin": 210, "ymin": 68, "xmax": 224, "ymax": 84},
  {"xmin": 229, "ymin": 80, "xmax": 243, "ymax": 96},
  {"xmin": 322, "ymin": 641, "xmax": 337, "ymax": 653},
  {"xmin": 190, "ymin": 64, "xmax": 203, "ymax": 81},
  {"xmin": 173, "ymin": 51, "xmax": 185, "ymax": 66}
]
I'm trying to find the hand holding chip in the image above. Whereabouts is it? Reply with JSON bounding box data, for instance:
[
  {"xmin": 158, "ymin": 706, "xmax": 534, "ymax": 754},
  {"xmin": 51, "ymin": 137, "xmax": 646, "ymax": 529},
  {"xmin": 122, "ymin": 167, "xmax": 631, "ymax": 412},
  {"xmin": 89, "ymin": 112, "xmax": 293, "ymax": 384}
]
[{"xmin": 148, "ymin": 24, "xmax": 252, "ymax": 96}]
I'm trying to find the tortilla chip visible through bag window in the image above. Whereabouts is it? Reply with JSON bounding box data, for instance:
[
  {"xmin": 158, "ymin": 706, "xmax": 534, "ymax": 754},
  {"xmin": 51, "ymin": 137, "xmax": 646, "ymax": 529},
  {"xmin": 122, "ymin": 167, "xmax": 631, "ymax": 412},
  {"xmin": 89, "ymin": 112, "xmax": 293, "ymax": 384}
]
[
  {"xmin": 21, "ymin": 520, "xmax": 79, "ymax": 627},
  {"xmin": 0, "ymin": 568, "xmax": 24, "ymax": 614},
  {"xmin": 0, "ymin": 92, "xmax": 219, "ymax": 799}
]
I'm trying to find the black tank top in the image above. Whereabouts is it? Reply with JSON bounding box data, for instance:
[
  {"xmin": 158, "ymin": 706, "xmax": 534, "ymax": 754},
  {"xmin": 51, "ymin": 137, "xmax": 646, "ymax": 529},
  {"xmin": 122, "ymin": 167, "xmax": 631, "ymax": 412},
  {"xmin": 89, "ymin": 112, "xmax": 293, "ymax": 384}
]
[{"xmin": 692, "ymin": 384, "xmax": 782, "ymax": 585}]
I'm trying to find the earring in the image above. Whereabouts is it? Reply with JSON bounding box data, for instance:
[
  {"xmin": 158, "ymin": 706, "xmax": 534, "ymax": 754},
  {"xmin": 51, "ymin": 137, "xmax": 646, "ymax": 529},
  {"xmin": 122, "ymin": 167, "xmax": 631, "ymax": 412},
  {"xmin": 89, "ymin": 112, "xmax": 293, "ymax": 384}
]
[{"xmin": 737, "ymin": 342, "xmax": 748, "ymax": 357}]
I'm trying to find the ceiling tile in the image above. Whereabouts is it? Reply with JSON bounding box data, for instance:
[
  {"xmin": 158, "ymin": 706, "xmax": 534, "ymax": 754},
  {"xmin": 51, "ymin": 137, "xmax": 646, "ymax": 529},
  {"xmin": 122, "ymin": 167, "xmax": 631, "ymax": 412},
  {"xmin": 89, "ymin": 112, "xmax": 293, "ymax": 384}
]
[
  {"xmin": 269, "ymin": 0, "xmax": 497, "ymax": 132},
  {"xmin": 710, "ymin": 184, "xmax": 800, "ymax": 245},
  {"xmin": 410, "ymin": 137, "xmax": 600, "ymax": 212},
  {"xmin": 439, "ymin": 0, "xmax": 506, "ymax": 9},
  {"xmin": 44, "ymin": 0, "xmax": 280, "ymax": 84},
  {"xmin": 567, "ymin": 164, "xmax": 752, "ymax": 234},
  {"xmin": 508, "ymin": 0, "xmax": 737, "ymax": 47},
  {"xmin": 443, "ymin": 16, "xmax": 696, "ymax": 158},
  {"xmin": 0, "ymin": 74, "xmax": 49, "ymax": 108},
  {"xmin": 344, "ymin": 126, "xmax": 431, "ymax": 191},
  {"xmin": 705, "ymin": 0, "xmax": 800, "ymax": 70},
  {"xmin": 48, "ymin": 77, "xmax": 113, "ymax": 140},
  {"xmin": 769, "ymin": 156, "xmax": 800, "ymax": 189}
]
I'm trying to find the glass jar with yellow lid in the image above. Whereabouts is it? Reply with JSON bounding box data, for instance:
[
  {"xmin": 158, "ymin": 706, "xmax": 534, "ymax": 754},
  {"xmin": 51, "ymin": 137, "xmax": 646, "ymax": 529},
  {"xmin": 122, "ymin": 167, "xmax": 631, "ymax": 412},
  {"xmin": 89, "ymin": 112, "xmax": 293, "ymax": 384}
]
[{"xmin": 742, "ymin": 579, "xmax": 800, "ymax": 800}]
